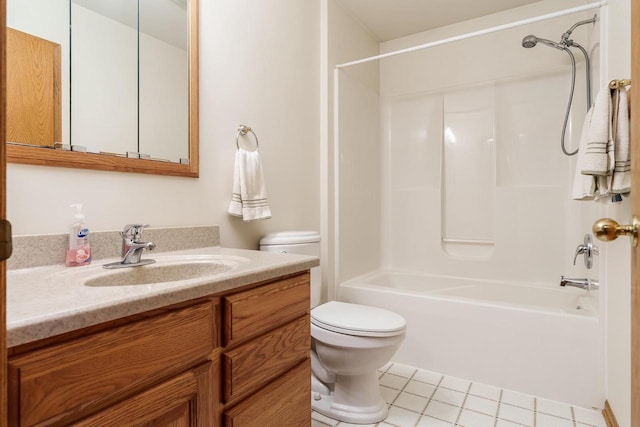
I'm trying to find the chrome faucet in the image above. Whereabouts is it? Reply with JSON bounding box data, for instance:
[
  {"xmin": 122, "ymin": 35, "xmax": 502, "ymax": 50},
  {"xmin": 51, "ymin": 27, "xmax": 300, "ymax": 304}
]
[
  {"xmin": 103, "ymin": 224, "xmax": 156, "ymax": 269},
  {"xmin": 560, "ymin": 276, "xmax": 599, "ymax": 291}
]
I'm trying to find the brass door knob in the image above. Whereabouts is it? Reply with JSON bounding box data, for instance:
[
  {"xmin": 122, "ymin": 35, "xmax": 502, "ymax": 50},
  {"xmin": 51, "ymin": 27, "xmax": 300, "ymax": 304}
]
[{"xmin": 592, "ymin": 217, "xmax": 639, "ymax": 247}]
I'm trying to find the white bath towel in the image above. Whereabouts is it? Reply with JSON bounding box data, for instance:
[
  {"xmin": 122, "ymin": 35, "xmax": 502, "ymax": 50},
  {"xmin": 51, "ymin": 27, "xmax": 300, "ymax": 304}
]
[
  {"xmin": 611, "ymin": 87, "xmax": 631, "ymax": 195},
  {"xmin": 572, "ymin": 107, "xmax": 599, "ymax": 200},
  {"xmin": 581, "ymin": 86, "xmax": 613, "ymax": 177},
  {"xmin": 228, "ymin": 148, "xmax": 272, "ymax": 221}
]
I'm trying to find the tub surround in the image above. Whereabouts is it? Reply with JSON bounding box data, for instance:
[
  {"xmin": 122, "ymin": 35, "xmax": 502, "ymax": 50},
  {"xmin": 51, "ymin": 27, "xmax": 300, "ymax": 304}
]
[{"xmin": 7, "ymin": 225, "xmax": 319, "ymax": 348}]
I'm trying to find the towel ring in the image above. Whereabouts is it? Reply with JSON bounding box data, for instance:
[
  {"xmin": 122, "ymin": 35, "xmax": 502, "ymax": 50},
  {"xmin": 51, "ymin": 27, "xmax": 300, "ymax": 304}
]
[{"xmin": 236, "ymin": 125, "xmax": 259, "ymax": 150}]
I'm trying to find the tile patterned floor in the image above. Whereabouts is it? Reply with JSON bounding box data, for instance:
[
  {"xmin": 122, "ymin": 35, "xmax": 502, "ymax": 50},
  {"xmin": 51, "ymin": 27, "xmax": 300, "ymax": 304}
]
[{"xmin": 312, "ymin": 362, "xmax": 606, "ymax": 427}]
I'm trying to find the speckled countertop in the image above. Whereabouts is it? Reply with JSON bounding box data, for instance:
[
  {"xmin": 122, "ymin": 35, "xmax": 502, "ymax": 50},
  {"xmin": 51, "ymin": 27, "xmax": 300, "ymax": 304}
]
[{"xmin": 7, "ymin": 246, "xmax": 319, "ymax": 348}]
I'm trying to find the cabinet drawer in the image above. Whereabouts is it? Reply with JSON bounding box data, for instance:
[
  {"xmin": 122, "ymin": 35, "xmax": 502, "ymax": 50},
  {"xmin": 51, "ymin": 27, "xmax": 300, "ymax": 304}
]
[
  {"xmin": 223, "ymin": 272, "xmax": 309, "ymax": 345},
  {"xmin": 223, "ymin": 314, "xmax": 310, "ymax": 402},
  {"xmin": 9, "ymin": 301, "xmax": 217, "ymax": 427},
  {"xmin": 223, "ymin": 361, "xmax": 311, "ymax": 427}
]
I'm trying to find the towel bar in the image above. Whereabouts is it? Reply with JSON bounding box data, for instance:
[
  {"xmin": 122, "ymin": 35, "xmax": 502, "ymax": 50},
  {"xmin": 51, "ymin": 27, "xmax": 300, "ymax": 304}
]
[
  {"xmin": 236, "ymin": 125, "xmax": 259, "ymax": 150},
  {"xmin": 609, "ymin": 79, "xmax": 631, "ymax": 89}
]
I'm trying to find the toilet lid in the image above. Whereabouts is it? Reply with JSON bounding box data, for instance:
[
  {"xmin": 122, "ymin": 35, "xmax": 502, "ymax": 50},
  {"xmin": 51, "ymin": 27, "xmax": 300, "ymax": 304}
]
[{"xmin": 311, "ymin": 301, "xmax": 406, "ymax": 337}]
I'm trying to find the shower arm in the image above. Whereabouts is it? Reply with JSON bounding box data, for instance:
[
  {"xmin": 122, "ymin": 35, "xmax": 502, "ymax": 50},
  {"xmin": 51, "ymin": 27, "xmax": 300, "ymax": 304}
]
[{"xmin": 561, "ymin": 16, "xmax": 598, "ymax": 45}]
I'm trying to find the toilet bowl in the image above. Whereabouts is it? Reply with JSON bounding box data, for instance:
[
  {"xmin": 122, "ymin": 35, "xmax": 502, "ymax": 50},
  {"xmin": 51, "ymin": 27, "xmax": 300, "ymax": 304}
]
[
  {"xmin": 259, "ymin": 232, "xmax": 407, "ymax": 424},
  {"xmin": 310, "ymin": 301, "xmax": 406, "ymax": 423}
]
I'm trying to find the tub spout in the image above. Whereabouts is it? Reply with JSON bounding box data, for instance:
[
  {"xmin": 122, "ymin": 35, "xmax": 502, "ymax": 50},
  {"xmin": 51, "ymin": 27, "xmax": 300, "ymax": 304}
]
[{"xmin": 560, "ymin": 276, "xmax": 599, "ymax": 291}]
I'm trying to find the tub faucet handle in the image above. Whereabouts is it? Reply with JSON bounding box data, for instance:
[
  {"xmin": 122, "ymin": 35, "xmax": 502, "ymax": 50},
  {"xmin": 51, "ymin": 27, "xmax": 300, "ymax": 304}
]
[
  {"xmin": 573, "ymin": 245, "xmax": 586, "ymax": 264},
  {"xmin": 573, "ymin": 234, "xmax": 598, "ymax": 269}
]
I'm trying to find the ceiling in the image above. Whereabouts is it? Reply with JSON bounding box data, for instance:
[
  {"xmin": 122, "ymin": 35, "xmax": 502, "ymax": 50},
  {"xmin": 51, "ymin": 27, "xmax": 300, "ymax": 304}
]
[{"xmin": 337, "ymin": 0, "xmax": 545, "ymax": 41}]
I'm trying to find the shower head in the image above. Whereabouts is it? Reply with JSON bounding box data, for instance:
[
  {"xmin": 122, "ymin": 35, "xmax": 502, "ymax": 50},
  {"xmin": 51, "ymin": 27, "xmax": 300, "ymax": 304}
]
[
  {"xmin": 521, "ymin": 35, "xmax": 564, "ymax": 50},
  {"xmin": 521, "ymin": 35, "xmax": 538, "ymax": 48}
]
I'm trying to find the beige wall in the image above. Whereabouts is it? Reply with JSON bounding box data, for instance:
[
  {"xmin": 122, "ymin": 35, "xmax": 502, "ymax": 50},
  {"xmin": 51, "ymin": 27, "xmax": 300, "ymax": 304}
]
[{"xmin": 6, "ymin": 0, "xmax": 321, "ymax": 251}]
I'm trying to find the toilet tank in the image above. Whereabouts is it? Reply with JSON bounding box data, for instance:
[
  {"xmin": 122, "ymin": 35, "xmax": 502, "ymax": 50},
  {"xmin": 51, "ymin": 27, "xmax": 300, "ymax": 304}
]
[{"xmin": 260, "ymin": 231, "xmax": 321, "ymax": 308}]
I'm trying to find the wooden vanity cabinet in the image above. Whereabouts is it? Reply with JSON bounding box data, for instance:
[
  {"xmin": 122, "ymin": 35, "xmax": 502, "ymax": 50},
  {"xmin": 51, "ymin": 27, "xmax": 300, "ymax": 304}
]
[{"xmin": 7, "ymin": 271, "xmax": 312, "ymax": 426}]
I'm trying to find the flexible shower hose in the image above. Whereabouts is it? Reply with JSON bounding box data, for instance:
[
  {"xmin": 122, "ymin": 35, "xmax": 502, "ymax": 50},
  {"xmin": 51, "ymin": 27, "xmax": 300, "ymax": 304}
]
[{"xmin": 560, "ymin": 47, "xmax": 578, "ymax": 156}]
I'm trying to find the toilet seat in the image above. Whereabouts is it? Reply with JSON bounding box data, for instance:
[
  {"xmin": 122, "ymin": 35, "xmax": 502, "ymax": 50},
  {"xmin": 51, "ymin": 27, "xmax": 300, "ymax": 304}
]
[{"xmin": 311, "ymin": 301, "xmax": 406, "ymax": 337}]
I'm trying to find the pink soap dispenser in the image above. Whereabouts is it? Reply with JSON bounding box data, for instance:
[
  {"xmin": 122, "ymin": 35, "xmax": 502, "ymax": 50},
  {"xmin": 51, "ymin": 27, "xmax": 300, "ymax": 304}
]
[{"xmin": 65, "ymin": 204, "xmax": 91, "ymax": 266}]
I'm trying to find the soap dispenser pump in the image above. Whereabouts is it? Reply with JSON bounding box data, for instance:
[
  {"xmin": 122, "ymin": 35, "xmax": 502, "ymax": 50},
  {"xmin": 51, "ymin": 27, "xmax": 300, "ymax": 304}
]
[{"xmin": 66, "ymin": 204, "xmax": 91, "ymax": 266}]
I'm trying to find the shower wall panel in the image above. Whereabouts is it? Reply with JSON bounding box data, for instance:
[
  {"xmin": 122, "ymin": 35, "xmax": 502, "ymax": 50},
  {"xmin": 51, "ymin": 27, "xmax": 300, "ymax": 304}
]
[
  {"xmin": 337, "ymin": 72, "xmax": 382, "ymax": 283},
  {"xmin": 495, "ymin": 73, "xmax": 569, "ymax": 188},
  {"xmin": 442, "ymin": 86, "xmax": 495, "ymax": 257},
  {"xmin": 381, "ymin": 94, "xmax": 442, "ymax": 271}
]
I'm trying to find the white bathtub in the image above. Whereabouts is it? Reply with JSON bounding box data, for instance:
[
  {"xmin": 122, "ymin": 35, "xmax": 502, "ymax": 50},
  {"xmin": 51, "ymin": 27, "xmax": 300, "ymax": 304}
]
[{"xmin": 339, "ymin": 271, "xmax": 603, "ymax": 408}]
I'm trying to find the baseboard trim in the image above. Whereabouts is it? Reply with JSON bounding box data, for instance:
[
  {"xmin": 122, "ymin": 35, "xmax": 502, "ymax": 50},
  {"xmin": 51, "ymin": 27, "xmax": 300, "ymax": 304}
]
[{"xmin": 603, "ymin": 400, "xmax": 620, "ymax": 427}]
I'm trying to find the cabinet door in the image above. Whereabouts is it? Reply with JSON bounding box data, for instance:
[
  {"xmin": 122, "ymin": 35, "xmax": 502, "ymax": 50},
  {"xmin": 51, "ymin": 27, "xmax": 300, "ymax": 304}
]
[
  {"xmin": 223, "ymin": 361, "xmax": 310, "ymax": 427},
  {"xmin": 9, "ymin": 301, "xmax": 216, "ymax": 426},
  {"xmin": 75, "ymin": 362, "xmax": 213, "ymax": 427}
]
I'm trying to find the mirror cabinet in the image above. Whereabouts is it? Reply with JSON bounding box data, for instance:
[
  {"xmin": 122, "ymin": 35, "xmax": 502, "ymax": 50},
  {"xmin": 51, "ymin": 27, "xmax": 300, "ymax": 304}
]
[{"xmin": 5, "ymin": 0, "xmax": 198, "ymax": 177}]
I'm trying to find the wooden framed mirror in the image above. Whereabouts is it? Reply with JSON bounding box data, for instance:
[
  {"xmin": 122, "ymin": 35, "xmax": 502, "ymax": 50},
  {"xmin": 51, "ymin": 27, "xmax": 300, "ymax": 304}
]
[{"xmin": 5, "ymin": 0, "xmax": 199, "ymax": 178}]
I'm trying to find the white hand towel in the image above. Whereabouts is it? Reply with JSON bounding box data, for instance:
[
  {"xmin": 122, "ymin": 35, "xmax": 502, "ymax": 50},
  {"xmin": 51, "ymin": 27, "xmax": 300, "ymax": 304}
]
[
  {"xmin": 228, "ymin": 149, "xmax": 272, "ymax": 221},
  {"xmin": 581, "ymin": 86, "xmax": 613, "ymax": 176},
  {"xmin": 611, "ymin": 87, "xmax": 631, "ymax": 194},
  {"xmin": 228, "ymin": 152, "xmax": 244, "ymax": 217}
]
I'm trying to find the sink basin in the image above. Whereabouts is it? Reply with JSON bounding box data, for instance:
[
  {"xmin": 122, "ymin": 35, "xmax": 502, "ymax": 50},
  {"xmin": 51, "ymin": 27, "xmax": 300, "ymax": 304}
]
[{"xmin": 52, "ymin": 255, "xmax": 250, "ymax": 287}]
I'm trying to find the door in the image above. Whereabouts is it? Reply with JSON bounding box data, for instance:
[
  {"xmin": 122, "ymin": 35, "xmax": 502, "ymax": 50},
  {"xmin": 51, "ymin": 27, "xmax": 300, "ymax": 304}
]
[
  {"xmin": 1, "ymin": 0, "xmax": 8, "ymax": 424},
  {"xmin": 631, "ymin": 1, "xmax": 640, "ymax": 425}
]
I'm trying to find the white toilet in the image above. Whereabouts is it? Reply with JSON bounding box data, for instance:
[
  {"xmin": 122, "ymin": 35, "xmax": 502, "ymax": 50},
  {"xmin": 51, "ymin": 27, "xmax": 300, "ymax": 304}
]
[{"xmin": 260, "ymin": 231, "xmax": 406, "ymax": 424}]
